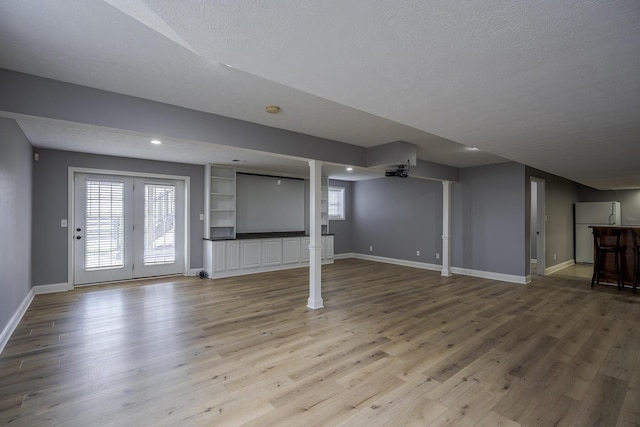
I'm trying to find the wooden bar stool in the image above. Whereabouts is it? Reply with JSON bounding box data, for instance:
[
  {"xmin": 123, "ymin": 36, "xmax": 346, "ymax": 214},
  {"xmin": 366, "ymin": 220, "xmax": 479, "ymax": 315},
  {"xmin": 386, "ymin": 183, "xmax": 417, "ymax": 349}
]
[
  {"xmin": 632, "ymin": 229, "xmax": 640, "ymax": 293},
  {"xmin": 591, "ymin": 228, "xmax": 623, "ymax": 290}
]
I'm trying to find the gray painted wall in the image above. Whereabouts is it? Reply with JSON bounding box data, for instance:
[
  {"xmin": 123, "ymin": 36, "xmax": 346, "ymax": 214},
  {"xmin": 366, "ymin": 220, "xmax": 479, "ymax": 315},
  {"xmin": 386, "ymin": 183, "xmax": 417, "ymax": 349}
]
[
  {"xmin": 526, "ymin": 167, "xmax": 579, "ymax": 271},
  {"xmin": 0, "ymin": 119, "xmax": 33, "ymax": 335},
  {"xmin": 328, "ymin": 179, "xmax": 353, "ymax": 254},
  {"xmin": 452, "ymin": 163, "xmax": 527, "ymax": 276},
  {"xmin": 578, "ymin": 186, "xmax": 640, "ymax": 225},
  {"xmin": 352, "ymin": 177, "xmax": 443, "ymax": 263},
  {"xmin": 31, "ymin": 149, "xmax": 204, "ymax": 286}
]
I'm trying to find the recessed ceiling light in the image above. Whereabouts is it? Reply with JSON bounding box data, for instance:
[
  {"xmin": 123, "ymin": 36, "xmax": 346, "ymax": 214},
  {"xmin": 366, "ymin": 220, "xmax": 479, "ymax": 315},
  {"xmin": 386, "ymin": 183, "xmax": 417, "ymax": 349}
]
[
  {"xmin": 265, "ymin": 105, "xmax": 281, "ymax": 114},
  {"xmin": 346, "ymin": 167, "xmax": 353, "ymax": 171},
  {"xmin": 465, "ymin": 147, "xmax": 480, "ymax": 152},
  {"xmin": 150, "ymin": 139, "xmax": 162, "ymax": 145}
]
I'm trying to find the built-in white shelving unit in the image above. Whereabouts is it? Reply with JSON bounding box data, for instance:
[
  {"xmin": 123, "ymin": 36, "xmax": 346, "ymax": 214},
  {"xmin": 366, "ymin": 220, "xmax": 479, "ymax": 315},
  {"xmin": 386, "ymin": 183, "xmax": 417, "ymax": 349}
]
[
  {"xmin": 203, "ymin": 167, "xmax": 334, "ymax": 279},
  {"xmin": 205, "ymin": 165, "xmax": 236, "ymax": 239},
  {"xmin": 321, "ymin": 178, "xmax": 329, "ymax": 234}
]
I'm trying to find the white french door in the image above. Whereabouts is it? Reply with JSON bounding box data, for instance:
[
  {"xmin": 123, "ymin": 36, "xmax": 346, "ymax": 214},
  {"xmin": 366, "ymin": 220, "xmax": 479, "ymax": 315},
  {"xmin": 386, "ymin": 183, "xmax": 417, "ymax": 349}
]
[{"xmin": 73, "ymin": 173, "xmax": 185, "ymax": 285}]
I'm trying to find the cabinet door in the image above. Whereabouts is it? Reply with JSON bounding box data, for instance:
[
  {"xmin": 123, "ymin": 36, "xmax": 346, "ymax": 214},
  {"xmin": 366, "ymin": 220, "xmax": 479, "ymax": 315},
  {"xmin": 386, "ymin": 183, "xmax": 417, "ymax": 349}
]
[
  {"xmin": 300, "ymin": 237, "xmax": 310, "ymax": 262},
  {"xmin": 321, "ymin": 236, "xmax": 326, "ymax": 259},
  {"xmin": 227, "ymin": 240, "xmax": 240, "ymax": 270},
  {"xmin": 263, "ymin": 239, "xmax": 283, "ymax": 266},
  {"xmin": 325, "ymin": 236, "xmax": 334, "ymax": 259},
  {"xmin": 212, "ymin": 241, "xmax": 226, "ymax": 272},
  {"xmin": 282, "ymin": 238, "xmax": 301, "ymax": 264},
  {"xmin": 241, "ymin": 240, "xmax": 262, "ymax": 269}
]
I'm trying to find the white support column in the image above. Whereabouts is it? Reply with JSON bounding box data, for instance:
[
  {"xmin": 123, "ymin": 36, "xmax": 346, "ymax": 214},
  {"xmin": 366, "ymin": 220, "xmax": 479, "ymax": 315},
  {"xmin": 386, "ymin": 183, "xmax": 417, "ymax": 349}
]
[
  {"xmin": 441, "ymin": 180, "xmax": 452, "ymax": 277},
  {"xmin": 307, "ymin": 160, "xmax": 324, "ymax": 309}
]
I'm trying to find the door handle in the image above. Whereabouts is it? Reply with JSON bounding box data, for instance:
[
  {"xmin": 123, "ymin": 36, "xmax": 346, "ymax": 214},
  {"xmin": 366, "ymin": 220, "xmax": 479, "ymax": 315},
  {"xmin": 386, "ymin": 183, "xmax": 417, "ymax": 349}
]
[{"xmin": 76, "ymin": 236, "xmax": 82, "ymax": 240}]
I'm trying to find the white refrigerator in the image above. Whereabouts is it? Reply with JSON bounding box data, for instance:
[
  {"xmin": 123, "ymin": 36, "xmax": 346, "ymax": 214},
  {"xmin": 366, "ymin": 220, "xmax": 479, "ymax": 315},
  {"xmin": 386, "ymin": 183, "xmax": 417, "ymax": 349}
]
[{"xmin": 574, "ymin": 201, "xmax": 621, "ymax": 263}]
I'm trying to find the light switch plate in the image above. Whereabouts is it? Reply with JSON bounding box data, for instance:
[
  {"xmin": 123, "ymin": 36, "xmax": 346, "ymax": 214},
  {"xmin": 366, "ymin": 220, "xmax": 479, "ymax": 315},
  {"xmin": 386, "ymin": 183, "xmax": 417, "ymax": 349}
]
[{"xmin": 61, "ymin": 219, "xmax": 68, "ymax": 228}]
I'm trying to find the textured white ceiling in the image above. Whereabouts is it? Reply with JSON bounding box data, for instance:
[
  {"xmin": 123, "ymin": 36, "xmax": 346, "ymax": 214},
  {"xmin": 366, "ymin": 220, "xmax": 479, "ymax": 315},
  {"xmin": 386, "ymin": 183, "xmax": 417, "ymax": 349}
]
[{"xmin": 0, "ymin": 0, "xmax": 638, "ymax": 188}]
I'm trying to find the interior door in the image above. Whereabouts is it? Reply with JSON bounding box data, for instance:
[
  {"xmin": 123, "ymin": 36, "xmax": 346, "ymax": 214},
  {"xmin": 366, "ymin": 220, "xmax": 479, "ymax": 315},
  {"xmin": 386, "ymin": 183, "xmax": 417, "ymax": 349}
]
[{"xmin": 73, "ymin": 173, "xmax": 184, "ymax": 285}]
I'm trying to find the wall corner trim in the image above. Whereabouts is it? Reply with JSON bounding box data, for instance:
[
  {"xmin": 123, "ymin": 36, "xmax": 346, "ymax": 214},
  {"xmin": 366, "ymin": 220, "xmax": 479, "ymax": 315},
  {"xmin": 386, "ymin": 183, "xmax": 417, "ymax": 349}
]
[{"xmin": 0, "ymin": 289, "xmax": 34, "ymax": 355}]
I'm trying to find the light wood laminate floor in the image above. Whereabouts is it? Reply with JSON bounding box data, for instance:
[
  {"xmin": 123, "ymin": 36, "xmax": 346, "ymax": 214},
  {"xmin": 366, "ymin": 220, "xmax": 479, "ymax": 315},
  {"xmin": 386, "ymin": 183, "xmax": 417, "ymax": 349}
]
[{"xmin": 1, "ymin": 259, "xmax": 639, "ymax": 426}]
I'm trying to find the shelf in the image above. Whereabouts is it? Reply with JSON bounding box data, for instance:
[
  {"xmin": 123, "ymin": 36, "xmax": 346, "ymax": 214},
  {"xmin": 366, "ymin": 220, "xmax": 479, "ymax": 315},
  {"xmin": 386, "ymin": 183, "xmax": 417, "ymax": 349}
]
[{"xmin": 206, "ymin": 165, "xmax": 237, "ymax": 240}]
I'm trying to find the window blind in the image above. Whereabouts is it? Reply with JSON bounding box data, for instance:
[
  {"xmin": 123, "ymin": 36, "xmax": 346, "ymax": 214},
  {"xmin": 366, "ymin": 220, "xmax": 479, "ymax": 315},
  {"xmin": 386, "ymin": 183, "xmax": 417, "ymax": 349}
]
[
  {"xmin": 85, "ymin": 179, "xmax": 125, "ymax": 270},
  {"xmin": 144, "ymin": 183, "xmax": 176, "ymax": 265}
]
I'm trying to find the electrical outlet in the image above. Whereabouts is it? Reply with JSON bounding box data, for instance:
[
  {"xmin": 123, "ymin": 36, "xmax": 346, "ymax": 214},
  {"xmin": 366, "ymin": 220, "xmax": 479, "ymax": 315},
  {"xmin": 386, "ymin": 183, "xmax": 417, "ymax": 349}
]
[
  {"xmin": 199, "ymin": 213, "xmax": 204, "ymax": 220},
  {"xmin": 369, "ymin": 246, "xmax": 373, "ymax": 252},
  {"xmin": 416, "ymin": 250, "xmax": 420, "ymax": 256},
  {"xmin": 436, "ymin": 253, "xmax": 440, "ymax": 260}
]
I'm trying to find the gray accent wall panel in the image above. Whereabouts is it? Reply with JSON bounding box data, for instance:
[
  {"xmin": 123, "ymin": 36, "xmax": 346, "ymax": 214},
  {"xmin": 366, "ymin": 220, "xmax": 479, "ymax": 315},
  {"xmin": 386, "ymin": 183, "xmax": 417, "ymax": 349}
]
[
  {"xmin": 352, "ymin": 177, "xmax": 443, "ymax": 263},
  {"xmin": 0, "ymin": 119, "xmax": 33, "ymax": 336},
  {"xmin": 31, "ymin": 149, "xmax": 204, "ymax": 286},
  {"xmin": 452, "ymin": 163, "xmax": 527, "ymax": 276}
]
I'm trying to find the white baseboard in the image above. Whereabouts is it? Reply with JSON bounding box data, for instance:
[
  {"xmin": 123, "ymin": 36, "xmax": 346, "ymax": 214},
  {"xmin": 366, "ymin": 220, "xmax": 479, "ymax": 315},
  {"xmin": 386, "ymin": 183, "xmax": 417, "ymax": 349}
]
[
  {"xmin": 545, "ymin": 259, "xmax": 576, "ymax": 275},
  {"xmin": 33, "ymin": 282, "xmax": 70, "ymax": 295},
  {"xmin": 450, "ymin": 266, "xmax": 527, "ymax": 284},
  {"xmin": 344, "ymin": 253, "xmax": 527, "ymax": 284},
  {"xmin": 349, "ymin": 253, "xmax": 441, "ymax": 272},
  {"xmin": 0, "ymin": 289, "xmax": 34, "ymax": 355}
]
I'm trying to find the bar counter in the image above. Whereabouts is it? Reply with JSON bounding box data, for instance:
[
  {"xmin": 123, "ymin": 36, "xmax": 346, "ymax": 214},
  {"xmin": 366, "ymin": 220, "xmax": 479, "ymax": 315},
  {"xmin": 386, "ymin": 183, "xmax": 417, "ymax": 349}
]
[{"xmin": 589, "ymin": 226, "xmax": 639, "ymax": 288}]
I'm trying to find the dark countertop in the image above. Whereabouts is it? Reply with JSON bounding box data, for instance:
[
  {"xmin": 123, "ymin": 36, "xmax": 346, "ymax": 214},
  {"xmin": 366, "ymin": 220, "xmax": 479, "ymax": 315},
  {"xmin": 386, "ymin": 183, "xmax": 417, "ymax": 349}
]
[
  {"xmin": 204, "ymin": 231, "xmax": 334, "ymax": 241},
  {"xmin": 588, "ymin": 225, "xmax": 640, "ymax": 228}
]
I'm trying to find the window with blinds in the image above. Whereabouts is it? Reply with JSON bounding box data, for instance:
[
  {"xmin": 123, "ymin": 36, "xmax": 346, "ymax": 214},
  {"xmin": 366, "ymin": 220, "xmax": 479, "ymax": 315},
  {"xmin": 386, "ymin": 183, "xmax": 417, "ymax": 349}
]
[
  {"xmin": 85, "ymin": 180, "xmax": 125, "ymax": 270},
  {"xmin": 328, "ymin": 187, "xmax": 345, "ymax": 220},
  {"xmin": 144, "ymin": 183, "xmax": 176, "ymax": 265}
]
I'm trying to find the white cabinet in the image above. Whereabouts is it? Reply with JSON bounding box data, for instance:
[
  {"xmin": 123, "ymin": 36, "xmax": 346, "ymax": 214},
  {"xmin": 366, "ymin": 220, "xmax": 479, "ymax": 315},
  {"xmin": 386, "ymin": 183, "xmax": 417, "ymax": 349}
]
[
  {"xmin": 241, "ymin": 240, "xmax": 262, "ymax": 269},
  {"xmin": 283, "ymin": 238, "xmax": 301, "ymax": 264},
  {"xmin": 212, "ymin": 241, "xmax": 226, "ymax": 273},
  {"xmin": 204, "ymin": 236, "xmax": 333, "ymax": 278},
  {"xmin": 324, "ymin": 235, "xmax": 334, "ymax": 259},
  {"xmin": 206, "ymin": 165, "xmax": 236, "ymax": 239},
  {"xmin": 263, "ymin": 239, "xmax": 283, "ymax": 266},
  {"xmin": 227, "ymin": 240, "xmax": 240, "ymax": 271},
  {"xmin": 300, "ymin": 237, "xmax": 310, "ymax": 262}
]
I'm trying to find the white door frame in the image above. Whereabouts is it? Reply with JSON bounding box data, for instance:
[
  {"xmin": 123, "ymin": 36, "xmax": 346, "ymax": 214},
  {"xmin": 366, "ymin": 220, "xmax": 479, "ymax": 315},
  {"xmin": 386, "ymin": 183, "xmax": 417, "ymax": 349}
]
[
  {"xmin": 530, "ymin": 177, "xmax": 546, "ymax": 276},
  {"xmin": 68, "ymin": 167, "xmax": 190, "ymax": 289}
]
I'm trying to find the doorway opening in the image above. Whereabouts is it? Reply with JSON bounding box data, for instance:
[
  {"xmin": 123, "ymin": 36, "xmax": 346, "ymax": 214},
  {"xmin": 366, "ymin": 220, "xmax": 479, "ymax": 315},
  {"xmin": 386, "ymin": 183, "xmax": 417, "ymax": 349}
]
[{"xmin": 530, "ymin": 177, "xmax": 546, "ymax": 277}]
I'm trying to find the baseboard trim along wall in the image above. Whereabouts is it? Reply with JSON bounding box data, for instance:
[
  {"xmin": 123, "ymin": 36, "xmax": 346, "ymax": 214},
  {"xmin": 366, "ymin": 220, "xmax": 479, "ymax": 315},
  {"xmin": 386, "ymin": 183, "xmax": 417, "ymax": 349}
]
[
  {"xmin": 349, "ymin": 253, "xmax": 442, "ymax": 272},
  {"xmin": 449, "ymin": 267, "xmax": 527, "ymax": 285},
  {"xmin": 33, "ymin": 282, "xmax": 70, "ymax": 295},
  {"xmin": 0, "ymin": 289, "xmax": 34, "ymax": 354},
  {"xmin": 343, "ymin": 252, "xmax": 527, "ymax": 284},
  {"xmin": 545, "ymin": 259, "xmax": 576, "ymax": 276}
]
